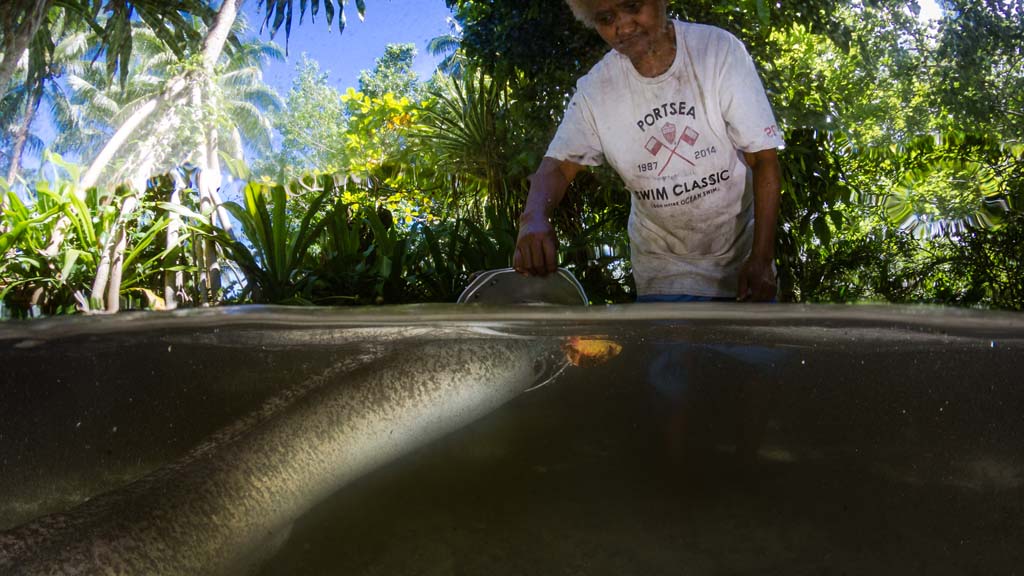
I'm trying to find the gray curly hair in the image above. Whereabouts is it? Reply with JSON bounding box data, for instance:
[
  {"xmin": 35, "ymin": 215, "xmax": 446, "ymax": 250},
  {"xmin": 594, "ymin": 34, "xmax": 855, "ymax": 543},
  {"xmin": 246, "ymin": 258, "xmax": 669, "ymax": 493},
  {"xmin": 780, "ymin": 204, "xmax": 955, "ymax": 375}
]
[
  {"xmin": 564, "ymin": 0, "xmax": 597, "ymax": 26},
  {"xmin": 564, "ymin": 0, "xmax": 668, "ymax": 28}
]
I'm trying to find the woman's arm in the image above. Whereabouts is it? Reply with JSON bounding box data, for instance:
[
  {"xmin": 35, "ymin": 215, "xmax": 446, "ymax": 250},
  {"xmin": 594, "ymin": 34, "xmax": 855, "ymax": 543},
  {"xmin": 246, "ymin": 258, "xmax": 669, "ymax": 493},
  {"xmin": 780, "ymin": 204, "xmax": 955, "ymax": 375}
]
[
  {"xmin": 737, "ymin": 148, "xmax": 782, "ymax": 301},
  {"xmin": 513, "ymin": 157, "xmax": 584, "ymax": 276}
]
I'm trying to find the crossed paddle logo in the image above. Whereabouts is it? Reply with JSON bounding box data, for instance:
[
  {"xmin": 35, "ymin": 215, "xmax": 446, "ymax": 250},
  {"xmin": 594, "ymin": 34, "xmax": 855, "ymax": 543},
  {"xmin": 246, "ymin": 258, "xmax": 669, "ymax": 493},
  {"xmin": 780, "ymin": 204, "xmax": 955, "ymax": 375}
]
[{"xmin": 643, "ymin": 123, "xmax": 700, "ymax": 176}]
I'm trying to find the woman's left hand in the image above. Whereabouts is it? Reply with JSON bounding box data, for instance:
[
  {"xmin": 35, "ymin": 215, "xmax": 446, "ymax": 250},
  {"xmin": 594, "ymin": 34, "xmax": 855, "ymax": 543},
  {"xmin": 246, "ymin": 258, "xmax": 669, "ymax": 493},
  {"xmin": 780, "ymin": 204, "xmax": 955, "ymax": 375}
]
[{"xmin": 737, "ymin": 256, "xmax": 777, "ymax": 301}]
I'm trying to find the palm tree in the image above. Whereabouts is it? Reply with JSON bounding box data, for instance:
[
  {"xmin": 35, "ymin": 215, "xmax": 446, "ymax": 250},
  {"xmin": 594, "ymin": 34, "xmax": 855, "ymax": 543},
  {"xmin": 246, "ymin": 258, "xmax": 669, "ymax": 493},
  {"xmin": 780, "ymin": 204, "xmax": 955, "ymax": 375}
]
[
  {"xmin": 257, "ymin": 0, "xmax": 368, "ymax": 45},
  {"xmin": 2, "ymin": 0, "xmax": 371, "ymax": 107},
  {"xmin": 0, "ymin": 9, "xmax": 88, "ymax": 183},
  {"xmin": 0, "ymin": 1, "xmax": 55, "ymax": 102},
  {"xmin": 28, "ymin": 0, "xmax": 367, "ymax": 311},
  {"xmin": 44, "ymin": 11, "xmax": 283, "ymax": 311},
  {"xmin": 426, "ymin": 17, "xmax": 465, "ymax": 78},
  {"xmin": 417, "ymin": 71, "xmax": 531, "ymax": 225},
  {"xmin": 1, "ymin": 81, "xmax": 46, "ymax": 184},
  {"xmin": 0, "ymin": 0, "xmax": 219, "ymax": 103},
  {"xmin": 58, "ymin": 18, "xmax": 282, "ymax": 190}
]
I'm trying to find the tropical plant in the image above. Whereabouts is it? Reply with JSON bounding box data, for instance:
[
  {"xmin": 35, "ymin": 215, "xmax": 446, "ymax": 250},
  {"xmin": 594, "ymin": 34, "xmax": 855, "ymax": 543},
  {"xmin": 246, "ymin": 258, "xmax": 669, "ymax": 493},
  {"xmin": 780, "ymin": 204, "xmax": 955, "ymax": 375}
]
[
  {"xmin": 35, "ymin": 12, "xmax": 284, "ymax": 311},
  {"xmin": 0, "ymin": 9, "xmax": 91, "ymax": 183},
  {"xmin": 259, "ymin": 56, "xmax": 349, "ymax": 179},
  {"xmin": 0, "ymin": 0, "xmax": 223, "ymax": 104},
  {"xmin": 298, "ymin": 198, "xmax": 415, "ymax": 305},
  {"xmin": 411, "ymin": 206, "xmax": 515, "ymax": 301},
  {"xmin": 257, "ymin": 0, "xmax": 370, "ymax": 45},
  {"xmin": 55, "ymin": 17, "xmax": 282, "ymax": 190},
  {"xmin": 931, "ymin": 0, "xmax": 1024, "ymax": 139},
  {"xmin": 0, "ymin": 154, "xmax": 180, "ymax": 316},
  {"xmin": 357, "ymin": 43, "xmax": 420, "ymax": 101},
  {"xmin": 167, "ymin": 173, "xmax": 422, "ymax": 305},
  {"xmin": 426, "ymin": 18, "xmax": 465, "ymax": 78},
  {"xmin": 416, "ymin": 71, "xmax": 535, "ymax": 223},
  {"xmin": 167, "ymin": 178, "xmax": 338, "ymax": 304},
  {"xmin": 338, "ymin": 88, "xmax": 434, "ymax": 224},
  {"xmin": 0, "ymin": 175, "xmax": 84, "ymax": 316}
]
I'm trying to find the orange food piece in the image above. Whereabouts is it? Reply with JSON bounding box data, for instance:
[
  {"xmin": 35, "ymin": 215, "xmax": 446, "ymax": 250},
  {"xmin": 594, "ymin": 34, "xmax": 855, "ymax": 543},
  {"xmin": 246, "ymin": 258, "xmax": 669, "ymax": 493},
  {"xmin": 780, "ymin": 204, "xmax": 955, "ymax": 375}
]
[{"xmin": 562, "ymin": 337, "xmax": 623, "ymax": 367}]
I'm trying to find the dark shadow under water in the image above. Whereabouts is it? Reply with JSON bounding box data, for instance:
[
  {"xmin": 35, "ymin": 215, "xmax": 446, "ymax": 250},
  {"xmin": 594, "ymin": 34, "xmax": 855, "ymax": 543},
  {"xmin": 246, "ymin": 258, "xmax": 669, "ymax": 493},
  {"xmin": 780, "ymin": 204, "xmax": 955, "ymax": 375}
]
[{"xmin": 1, "ymin": 304, "xmax": 1022, "ymax": 575}]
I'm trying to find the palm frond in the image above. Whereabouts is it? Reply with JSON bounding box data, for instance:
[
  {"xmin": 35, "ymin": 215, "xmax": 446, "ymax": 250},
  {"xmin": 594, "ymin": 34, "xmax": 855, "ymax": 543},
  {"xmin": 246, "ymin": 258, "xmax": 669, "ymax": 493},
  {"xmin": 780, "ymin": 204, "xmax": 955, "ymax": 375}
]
[
  {"xmin": 426, "ymin": 34, "xmax": 460, "ymax": 58},
  {"xmin": 225, "ymin": 100, "xmax": 275, "ymax": 150}
]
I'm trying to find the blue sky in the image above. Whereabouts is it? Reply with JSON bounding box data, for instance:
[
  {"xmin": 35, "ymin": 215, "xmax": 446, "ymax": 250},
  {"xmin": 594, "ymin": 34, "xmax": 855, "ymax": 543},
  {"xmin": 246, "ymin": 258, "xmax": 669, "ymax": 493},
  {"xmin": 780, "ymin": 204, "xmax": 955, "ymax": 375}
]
[{"xmin": 242, "ymin": 0, "xmax": 455, "ymax": 95}]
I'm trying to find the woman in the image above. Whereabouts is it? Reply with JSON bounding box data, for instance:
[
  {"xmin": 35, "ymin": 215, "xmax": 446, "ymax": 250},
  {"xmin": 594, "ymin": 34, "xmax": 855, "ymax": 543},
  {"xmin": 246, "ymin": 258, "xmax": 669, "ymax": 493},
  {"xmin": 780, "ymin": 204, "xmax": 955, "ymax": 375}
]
[{"xmin": 513, "ymin": 0, "xmax": 784, "ymax": 302}]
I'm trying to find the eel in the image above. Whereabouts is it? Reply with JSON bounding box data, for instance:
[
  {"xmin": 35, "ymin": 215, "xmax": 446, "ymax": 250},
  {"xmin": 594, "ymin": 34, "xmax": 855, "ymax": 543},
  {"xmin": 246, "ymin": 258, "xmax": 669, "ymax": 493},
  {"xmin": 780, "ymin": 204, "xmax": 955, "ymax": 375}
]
[{"xmin": 0, "ymin": 337, "xmax": 553, "ymax": 575}]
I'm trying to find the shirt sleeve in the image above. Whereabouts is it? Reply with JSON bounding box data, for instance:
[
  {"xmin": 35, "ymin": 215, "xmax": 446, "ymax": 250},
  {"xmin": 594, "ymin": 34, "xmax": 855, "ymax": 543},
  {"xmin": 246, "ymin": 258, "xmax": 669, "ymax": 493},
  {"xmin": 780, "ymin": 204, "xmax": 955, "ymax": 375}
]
[
  {"xmin": 716, "ymin": 32, "xmax": 785, "ymax": 153},
  {"xmin": 545, "ymin": 88, "xmax": 605, "ymax": 167}
]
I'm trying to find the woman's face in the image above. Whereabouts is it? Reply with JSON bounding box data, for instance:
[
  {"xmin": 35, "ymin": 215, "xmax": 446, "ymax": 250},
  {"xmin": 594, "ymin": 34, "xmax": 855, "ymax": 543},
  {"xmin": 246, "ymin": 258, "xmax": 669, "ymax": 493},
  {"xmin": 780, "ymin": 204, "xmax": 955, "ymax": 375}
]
[{"xmin": 588, "ymin": 0, "xmax": 670, "ymax": 61}]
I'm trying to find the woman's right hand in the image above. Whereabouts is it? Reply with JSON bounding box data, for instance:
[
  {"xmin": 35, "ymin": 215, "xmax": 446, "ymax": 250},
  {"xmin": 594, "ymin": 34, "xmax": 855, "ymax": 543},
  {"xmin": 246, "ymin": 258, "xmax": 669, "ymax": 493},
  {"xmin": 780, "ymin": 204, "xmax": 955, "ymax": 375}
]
[
  {"xmin": 513, "ymin": 156, "xmax": 581, "ymax": 276},
  {"xmin": 513, "ymin": 213, "xmax": 559, "ymax": 276}
]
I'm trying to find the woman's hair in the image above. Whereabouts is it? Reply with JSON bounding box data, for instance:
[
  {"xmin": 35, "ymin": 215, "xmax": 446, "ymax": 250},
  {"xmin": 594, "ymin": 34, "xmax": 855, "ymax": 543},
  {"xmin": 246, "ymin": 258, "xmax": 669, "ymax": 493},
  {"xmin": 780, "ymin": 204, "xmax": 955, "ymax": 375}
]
[
  {"xmin": 564, "ymin": 0, "xmax": 598, "ymax": 27},
  {"xmin": 564, "ymin": 0, "xmax": 668, "ymax": 28}
]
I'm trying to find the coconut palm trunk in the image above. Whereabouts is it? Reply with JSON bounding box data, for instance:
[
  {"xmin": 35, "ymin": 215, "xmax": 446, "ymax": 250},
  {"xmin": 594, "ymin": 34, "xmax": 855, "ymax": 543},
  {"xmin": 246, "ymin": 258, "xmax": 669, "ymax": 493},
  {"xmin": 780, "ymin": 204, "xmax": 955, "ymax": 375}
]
[
  {"xmin": 204, "ymin": 133, "xmax": 224, "ymax": 299},
  {"xmin": 43, "ymin": 0, "xmax": 245, "ymax": 307},
  {"xmin": 193, "ymin": 82, "xmax": 224, "ymax": 304},
  {"xmin": 6, "ymin": 83, "xmax": 43, "ymax": 182},
  {"xmin": 0, "ymin": 0, "xmax": 52, "ymax": 102},
  {"xmin": 164, "ymin": 180, "xmax": 186, "ymax": 310},
  {"xmin": 80, "ymin": 0, "xmax": 242, "ymax": 191},
  {"xmin": 98, "ymin": 194, "xmax": 139, "ymax": 311},
  {"xmin": 183, "ymin": 0, "xmax": 246, "ymax": 303},
  {"xmin": 40, "ymin": 77, "xmax": 189, "ymax": 260},
  {"xmin": 90, "ymin": 96, "xmax": 184, "ymax": 312}
]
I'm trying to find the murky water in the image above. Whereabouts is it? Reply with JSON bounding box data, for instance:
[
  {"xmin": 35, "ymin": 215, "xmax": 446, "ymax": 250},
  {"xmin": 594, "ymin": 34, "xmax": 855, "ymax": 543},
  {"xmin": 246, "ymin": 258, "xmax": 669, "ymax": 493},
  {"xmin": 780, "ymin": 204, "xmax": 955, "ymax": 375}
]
[{"xmin": 1, "ymin": 304, "xmax": 1022, "ymax": 575}]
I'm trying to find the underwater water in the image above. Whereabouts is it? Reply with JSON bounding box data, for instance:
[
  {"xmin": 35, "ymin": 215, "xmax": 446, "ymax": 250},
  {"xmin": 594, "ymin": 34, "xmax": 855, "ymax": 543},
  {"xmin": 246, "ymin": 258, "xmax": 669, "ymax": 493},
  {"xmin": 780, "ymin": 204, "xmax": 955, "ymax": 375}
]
[{"xmin": 1, "ymin": 304, "xmax": 1022, "ymax": 575}]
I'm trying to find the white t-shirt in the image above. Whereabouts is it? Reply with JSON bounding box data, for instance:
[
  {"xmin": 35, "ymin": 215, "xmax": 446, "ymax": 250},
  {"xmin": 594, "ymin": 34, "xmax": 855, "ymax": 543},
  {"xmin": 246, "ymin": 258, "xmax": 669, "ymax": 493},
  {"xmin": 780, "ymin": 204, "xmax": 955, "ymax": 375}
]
[{"xmin": 546, "ymin": 21, "xmax": 785, "ymax": 297}]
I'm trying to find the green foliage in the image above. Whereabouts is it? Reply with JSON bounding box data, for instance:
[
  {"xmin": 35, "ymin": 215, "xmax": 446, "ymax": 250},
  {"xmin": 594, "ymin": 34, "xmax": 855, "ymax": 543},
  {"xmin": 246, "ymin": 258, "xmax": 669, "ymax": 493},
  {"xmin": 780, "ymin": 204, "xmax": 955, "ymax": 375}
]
[
  {"xmin": 410, "ymin": 205, "xmax": 516, "ymax": 301},
  {"xmin": 262, "ymin": 52, "xmax": 432, "ymax": 223},
  {"xmin": 309, "ymin": 200, "xmax": 400, "ymax": 304},
  {"xmin": 338, "ymin": 88, "xmax": 436, "ymax": 224},
  {"xmin": 945, "ymin": 211, "xmax": 1024, "ymax": 310},
  {"xmin": 416, "ymin": 71, "xmax": 534, "ymax": 224},
  {"xmin": 3, "ymin": 0, "xmax": 226, "ymax": 96},
  {"xmin": 167, "ymin": 178, "xmax": 338, "ymax": 304},
  {"xmin": 427, "ymin": 21, "xmax": 465, "ymax": 77},
  {"xmin": 774, "ymin": 129, "xmax": 854, "ymax": 299},
  {"xmin": 0, "ymin": 185, "xmax": 75, "ymax": 316},
  {"xmin": 51, "ymin": 16, "xmax": 282, "ymax": 187},
  {"xmin": 358, "ymin": 43, "xmax": 420, "ymax": 101},
  {"xmin": 0, "ymin": 154, "xmax": 179, "ymax": 316},
  {"xmin": 340, "ymin": 89, "xmax": 415, "ymax": 175},
  {"xmin": 873, "ymin": 132, "xmax": 1016, "ymax": 234},
  {"xmin": 95, "ymin": 0, "xmax": 227, "ymax": 87},
  {"xmin": 765, "ymin": 14, "xmax": 932, "ymax": 147},
  {"xmin": 933, "ymin": 0, "xmax": 1024, "ymax": 137},
  {"xmin": 257, "ymin": 0, "xmax": 368, "ymax": 47},
  {"xmin": 301, "ymin": 194, "xmax": 409, "ymax": 305},
  {"xmin": 447, "ymin": 0, "xmax": 606, "ymax": 124},
  {"xmin": 260, "ymin": 56, "xmax": 348, "ymax": 178},
  {"xmin": 1, "ymin": 9, "xmax": 85, "ymax": 181},
  {"xmin": 165, "ymin": 174, "xmax": 416, "ymax": 305}
]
